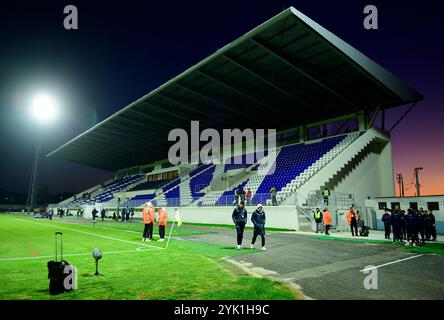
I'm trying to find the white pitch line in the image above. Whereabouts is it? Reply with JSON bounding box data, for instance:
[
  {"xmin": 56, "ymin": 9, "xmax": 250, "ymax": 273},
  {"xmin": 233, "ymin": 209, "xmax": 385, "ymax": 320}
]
[
  {"xmin": 360, "ymin": 254, "xmax": 424, "ymax": 272},
  {"xmin": 10, "ymin": 218, "xmax": 163, "ymax": 250},
  {"xmin": 20, "ymin": 217, "xmax": 164, "ymax": 237},
  {"xmin": 0, "ymin": 247, "xmax": 160, "ymax": 262}
]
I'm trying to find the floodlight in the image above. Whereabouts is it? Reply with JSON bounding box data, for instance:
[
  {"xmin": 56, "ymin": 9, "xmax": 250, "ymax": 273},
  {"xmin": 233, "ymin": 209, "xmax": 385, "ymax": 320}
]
[{"xmin": 31, "ymin": 94, "xmax": 58, "ymax": 123}]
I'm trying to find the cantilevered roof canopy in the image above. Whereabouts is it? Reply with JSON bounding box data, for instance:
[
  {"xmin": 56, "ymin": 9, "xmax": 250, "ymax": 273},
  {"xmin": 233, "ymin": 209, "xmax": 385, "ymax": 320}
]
[{"xmin": 48, "ymin": 7, "xmax": 423, "ymax": 171}]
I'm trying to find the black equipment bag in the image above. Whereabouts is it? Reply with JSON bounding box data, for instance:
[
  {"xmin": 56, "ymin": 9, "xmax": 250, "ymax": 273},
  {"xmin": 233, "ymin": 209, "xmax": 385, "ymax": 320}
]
[
  {"xmin": 47, "ymin": 232, "xmax": 72, "ymax": 295},
  {"xmin": 360, "ymin": 226, "xmax": 370, "ymax": 237}
]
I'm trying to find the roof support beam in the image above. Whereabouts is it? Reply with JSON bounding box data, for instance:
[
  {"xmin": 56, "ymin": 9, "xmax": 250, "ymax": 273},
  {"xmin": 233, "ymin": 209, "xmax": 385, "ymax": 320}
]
[
  {"xmin": 173, "ymin": 82, "xmax": 262, "ymax": 126},
  {"xmin": 223, "ymin": 54, "xmax": 323, "ymax": 117},
  {"xmin": 55, "ymin": 143, "xmax": 133, "ymax": 169},
  {"xmin": 68, "ymin": 138, "xmax": 147, "ymax": 161},
  {"xmin": 93, "ymin": 127, "xmax": 167, "ymax": 151},
  {"xmin": 156, "ymin": 92, "xmax": 228, "ymax": 125},
  {"xmin": 132, "ymin": 102, "xmax": 187, "ymax": 127},
  {"xmin": 103, "ymin": 123, "xmax": 166, "ymax": 147},
  {"xmin": 196, "ymin": 69, "xmax": 285, "ymax": 119},
  {"xmin": 56, "ymin": 147, "xmax": 125, "ymax": 169},
  {"xmin": 72, "ymin": 130, "xmax": 155, "ymax": 156},
  {"xmin": 52, "ymin": 141, "xmax": 134, "ymax": 164},
  {"xmin": 250, "ymin": 38, "xmax": 356, "ymax": 108},
  {"xmin": 109, "ymin": 117, "xmax": 168, "ymax": 141}
]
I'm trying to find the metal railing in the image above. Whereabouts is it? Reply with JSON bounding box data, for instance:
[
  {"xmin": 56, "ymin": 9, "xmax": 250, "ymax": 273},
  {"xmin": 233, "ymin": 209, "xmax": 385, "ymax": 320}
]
[
  {"xmin": 198, "ymin": 193, "xmax": 273, "ymax": 207},
  {"xmin": 115, "ymin": 193, "xmax": 278, "ymax": 208},
  {"xmin": 307, "ymin": 191, "xmax": 355, "ymax": 210}
]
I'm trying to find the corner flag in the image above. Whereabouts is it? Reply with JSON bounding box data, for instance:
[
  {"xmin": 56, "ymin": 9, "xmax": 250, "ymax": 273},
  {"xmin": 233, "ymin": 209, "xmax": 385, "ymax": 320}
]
[
  {"xmin": 166, "ymin": 209, "xmax": 182, "ymax": 250},
  {"xmin": 174, "ymin": 209, "xmax": 182, "ymax": 227}
]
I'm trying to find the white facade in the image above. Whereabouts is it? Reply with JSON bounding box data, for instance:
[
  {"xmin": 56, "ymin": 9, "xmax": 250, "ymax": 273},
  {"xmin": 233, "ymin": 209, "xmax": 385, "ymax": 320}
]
[{"xmin": 163, "ymin": 205, "xmax": 299, "ymax": 230}]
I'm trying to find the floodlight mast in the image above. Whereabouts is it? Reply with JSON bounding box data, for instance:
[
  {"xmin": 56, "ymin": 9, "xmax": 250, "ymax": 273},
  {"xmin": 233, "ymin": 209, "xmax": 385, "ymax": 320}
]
[
  {"xmin": 26, "ymin": 94, "xmax": 58, "ymax": 213},
  {"xmin": 25, "ymin": 138, "xmax": 41, "ymax": 213}
]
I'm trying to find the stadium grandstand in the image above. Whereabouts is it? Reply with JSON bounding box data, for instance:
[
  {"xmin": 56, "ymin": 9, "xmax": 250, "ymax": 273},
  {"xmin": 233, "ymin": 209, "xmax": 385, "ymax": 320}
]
[{"xmin": 47, "ymin": 7, "xmax": 426, "ymax": 232}]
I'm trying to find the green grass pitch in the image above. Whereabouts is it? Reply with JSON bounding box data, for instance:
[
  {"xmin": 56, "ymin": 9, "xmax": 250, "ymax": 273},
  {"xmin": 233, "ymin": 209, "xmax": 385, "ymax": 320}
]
[{"xmin": 0, "ymin": 214, "xmax": 300, "ymax": 300}]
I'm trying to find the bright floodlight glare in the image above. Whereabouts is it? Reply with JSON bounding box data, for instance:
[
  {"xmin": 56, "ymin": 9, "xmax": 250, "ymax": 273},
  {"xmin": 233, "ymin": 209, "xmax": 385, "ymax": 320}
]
[{"xmin": 31, "ymin": 94, "xmax": 57, "ymax": 123}]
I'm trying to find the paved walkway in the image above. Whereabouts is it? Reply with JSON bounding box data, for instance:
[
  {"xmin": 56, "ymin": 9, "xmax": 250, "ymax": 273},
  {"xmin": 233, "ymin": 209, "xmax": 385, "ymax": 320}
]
[{"xmin": 178, "ymin": 227, "xmax": 444, "ymax": 299}]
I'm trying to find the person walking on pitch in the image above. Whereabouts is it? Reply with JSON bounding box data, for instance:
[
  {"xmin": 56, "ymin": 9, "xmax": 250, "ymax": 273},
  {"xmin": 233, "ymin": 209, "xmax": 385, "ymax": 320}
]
[
  {"xmin": 232, "ymin": 201, "xmax": 247, "ymax": 249},
  {"xmin": 250, "ymin": 204, "xmax": 266, "ymax": 251}
]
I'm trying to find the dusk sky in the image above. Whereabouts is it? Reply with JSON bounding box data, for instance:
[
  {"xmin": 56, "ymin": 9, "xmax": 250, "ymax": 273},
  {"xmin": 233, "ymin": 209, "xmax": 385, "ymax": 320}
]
[{"xmin": 0, "ymin": 0, "xmax": 443, "ymax": 196}]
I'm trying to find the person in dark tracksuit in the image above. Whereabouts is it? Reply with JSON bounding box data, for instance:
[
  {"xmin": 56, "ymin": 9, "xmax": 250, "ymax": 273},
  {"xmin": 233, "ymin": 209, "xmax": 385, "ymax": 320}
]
[
  {"xmin": 424, "ymin": 211, "xmax": 432, "ymax": 241},
  {"xmin": 400, "ymin": 210, "xmax": 407, "ymax": 240},
  {"xmin": 405, "ymin": 208, "xmax": 418, "ymax": 245},
  {"xmin": 92, "ymin": 208, "xmax": 98, "ymax": 221},
  {"xmin": 125, "ymin": 206, "xmax": 130, "ymax": 221},
  {"xmin": 386, "ymin": 206, "xmax": 403, "ymax": 242},
  {"xmin": 100, "ymin": 208, "xmax": 106, "ymax": 221},
  {"xmin": 232, "ymin": 201, "xmax": 247, "ymax": 249},
  {"xmin": 381, "ymin": 211, "xmax": 391, "ymax": 239},
  {"xmin": 415, "ymin": 210, "xmax": 425, "ymax": 245},
  {"xmin": 314, "ymin": 208, "xmax": 323, "ymax": 233},
  {"xmin": 427, "ymin": 211, "xmax": 437, "ymax": 241},
  {"xmin": 250, "ymin": 204, "xmax": 266, "ymax": 251}
]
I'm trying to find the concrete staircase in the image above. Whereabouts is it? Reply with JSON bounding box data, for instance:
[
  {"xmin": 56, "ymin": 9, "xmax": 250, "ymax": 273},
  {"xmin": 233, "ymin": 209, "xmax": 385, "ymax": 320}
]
[
  {"xmin": 283, "ymin": 128, "xmax": 390, "ymax": 209},
  {"xmin": 276, "ymin": 132, "xmax": 360, "ymax": 204}
]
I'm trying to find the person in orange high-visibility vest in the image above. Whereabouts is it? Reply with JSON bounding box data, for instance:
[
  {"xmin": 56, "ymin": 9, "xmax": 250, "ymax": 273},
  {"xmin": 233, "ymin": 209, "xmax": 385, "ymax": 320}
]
[
  {"xmin": 157, "ymin": 207, "xmax": 168, "ymax": 242},
  {"xmin": 346, "ymin": 207, "xmax": 359, "ymax": 237},
  {"xmin": 142, "ymin": 202, "xmax": 156, "ymax": 241},
  {"xmin": 322, "ymin": 208, "xmax": 332, "ymax": 235}
]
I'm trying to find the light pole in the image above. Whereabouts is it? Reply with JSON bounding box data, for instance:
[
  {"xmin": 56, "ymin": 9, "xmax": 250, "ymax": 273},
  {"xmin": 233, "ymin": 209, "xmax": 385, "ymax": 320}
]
[
  {"xmin": 396, "ymin": 173, "xmax": 404, "ymax": 197},
  {"xmin": 26, "ymin": 138, "xmax": 41, "ymax": 212},
  {"xmin": 26, "ymin": 94, "xmax": 58, "ymax": 213}
]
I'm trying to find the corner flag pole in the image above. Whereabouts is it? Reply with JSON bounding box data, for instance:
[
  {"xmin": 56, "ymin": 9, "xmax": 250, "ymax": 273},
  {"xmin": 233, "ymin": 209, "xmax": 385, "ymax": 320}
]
[{"xmin": 165, "ymin": 212, "xmax": 176, "ymax": 250}]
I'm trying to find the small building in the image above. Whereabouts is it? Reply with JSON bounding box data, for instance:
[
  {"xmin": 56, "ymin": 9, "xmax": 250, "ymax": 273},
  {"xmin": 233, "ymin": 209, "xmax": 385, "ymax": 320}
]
[{"xmin": 365, "ymin": 195, "xmax": 444, "ymax": 234}]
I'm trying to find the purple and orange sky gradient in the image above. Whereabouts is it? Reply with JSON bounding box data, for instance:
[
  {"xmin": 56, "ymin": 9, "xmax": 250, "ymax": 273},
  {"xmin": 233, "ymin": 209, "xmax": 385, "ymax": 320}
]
[{"xmin": 0, "ymin": 0, "xmax": 443, "ymax": 196}]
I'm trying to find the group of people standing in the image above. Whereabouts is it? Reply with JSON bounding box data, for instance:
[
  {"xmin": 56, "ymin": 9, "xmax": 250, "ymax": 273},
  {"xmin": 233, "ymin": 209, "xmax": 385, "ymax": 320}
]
[
  {"xmin": 232, "ymin": 201, "xmax": 267, "ymax": 250},
  {"xmin": 314, "ymin": 206, "xmax": 362, "ymax": 237},
  {"xmin": 91, "ymin": 206, "xmax": 136, "ymax": 222},
  {"xmin": 314, "ymin": 207, "xmax": 333, "ymax": 235},
  {"xmin": 141, "ymin": 202, "xmax": 168, "ymax": 242},
  {"xmin": 382, "ymin": 206, "xmax": 437, "ymax": 245}
]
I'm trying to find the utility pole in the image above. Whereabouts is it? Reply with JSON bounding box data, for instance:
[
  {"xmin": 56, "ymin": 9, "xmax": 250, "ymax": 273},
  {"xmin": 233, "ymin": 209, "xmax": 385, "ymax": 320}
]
[
  {"xmin": 401, "ymin": 175, "xmax": 405, "ymax": 197},
  {"xmin": 414, "ymin": 167, "xmax": 423, "ymax": 196},
  {"xmin": 396, "ymin": 173, "xmax": 402, "ymax": 197},
  {"xmin": 396, "ymin": 173, "xmax": 404, "ymax": 197}
]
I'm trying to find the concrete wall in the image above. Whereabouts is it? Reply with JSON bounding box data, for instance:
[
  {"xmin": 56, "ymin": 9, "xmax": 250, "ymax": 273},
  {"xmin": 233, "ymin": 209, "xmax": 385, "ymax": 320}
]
[
  {"xmin": 81, "ymin": 204, "xmax": 299, "ymax": 230},
  {"xmin": 163, "ymin": 205, "xmax": 299, "ymax": 230},
  {"xmin": 334, "ymin": 141, "xmax": 395, "ymax": 211}
]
